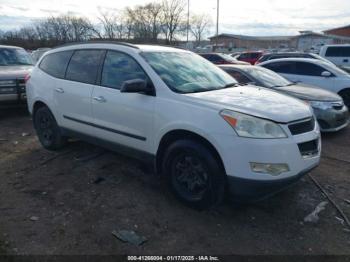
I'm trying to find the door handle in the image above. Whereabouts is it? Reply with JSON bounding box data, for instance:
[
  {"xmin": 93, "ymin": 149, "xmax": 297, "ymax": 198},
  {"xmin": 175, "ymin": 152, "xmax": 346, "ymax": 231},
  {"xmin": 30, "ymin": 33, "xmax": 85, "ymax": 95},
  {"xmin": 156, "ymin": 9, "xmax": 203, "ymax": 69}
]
[
  {"xmin": 344, "ymin": 59, "xmax": 349, "ymax": 63},
  {"xmin": 55, "ymin": 88, "xmax": 64, "ymax": 93},
  {"xmin": 93, "ymin": 96, "xmax": 106, "ymax": 103}
]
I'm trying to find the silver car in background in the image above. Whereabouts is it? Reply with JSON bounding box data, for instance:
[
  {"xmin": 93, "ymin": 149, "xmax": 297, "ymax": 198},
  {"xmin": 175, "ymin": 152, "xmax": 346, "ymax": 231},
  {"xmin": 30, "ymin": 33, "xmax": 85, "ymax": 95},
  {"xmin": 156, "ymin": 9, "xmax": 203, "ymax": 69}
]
[
  {"xmin": 220, "ymin": 65, "xmax": 349, "ymax": 132},
  {"xmin": 0, "ymin": 45, "xmax": 33, "ymax": 104}
]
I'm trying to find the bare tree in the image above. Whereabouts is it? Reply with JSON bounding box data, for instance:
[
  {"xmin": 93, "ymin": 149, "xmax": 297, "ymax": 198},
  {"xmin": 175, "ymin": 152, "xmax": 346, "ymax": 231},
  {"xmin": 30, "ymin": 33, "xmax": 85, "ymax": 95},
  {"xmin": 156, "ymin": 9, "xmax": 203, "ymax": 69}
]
[
  {"xmin": 190, "ymin": 14, "xmax": 212, "ymax": 46},
  {"xmin": 161, "ymin": 0, "xmax": 186, "ymax": 44},
  {"xmin": 97, "ymin": 9, "xmax": 125, "ymax": 39},
  {"xmin": 126, "ymin": 2, "xmax": 162, "ymax": 41}
]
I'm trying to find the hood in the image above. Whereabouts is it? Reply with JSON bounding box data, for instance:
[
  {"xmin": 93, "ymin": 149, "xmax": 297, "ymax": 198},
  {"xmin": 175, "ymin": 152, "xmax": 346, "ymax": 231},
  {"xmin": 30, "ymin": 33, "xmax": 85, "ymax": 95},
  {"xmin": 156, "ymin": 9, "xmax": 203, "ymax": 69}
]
[
  {"xmin": 185, "ymin": 85, "xmax": 313, "ymax": 123},
  {"xmin": 277, "ymin": 83, "xmax": 341, "ymax": 102},
  {"xmin": 0, "ymin": 65, "xmax": 33, "ymax": 79}
]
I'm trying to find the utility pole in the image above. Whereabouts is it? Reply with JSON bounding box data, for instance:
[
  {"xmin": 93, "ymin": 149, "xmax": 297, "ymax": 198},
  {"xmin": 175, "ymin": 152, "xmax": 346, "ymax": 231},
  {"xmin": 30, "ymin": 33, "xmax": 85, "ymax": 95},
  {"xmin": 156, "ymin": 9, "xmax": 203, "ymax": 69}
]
[
  {"xmin": 215, "ymin": 0, "xmax": 219, "ymax": 51},
  {"xmin": 186, "ymin": 0, "xmax": 190, "ymax": 45}
]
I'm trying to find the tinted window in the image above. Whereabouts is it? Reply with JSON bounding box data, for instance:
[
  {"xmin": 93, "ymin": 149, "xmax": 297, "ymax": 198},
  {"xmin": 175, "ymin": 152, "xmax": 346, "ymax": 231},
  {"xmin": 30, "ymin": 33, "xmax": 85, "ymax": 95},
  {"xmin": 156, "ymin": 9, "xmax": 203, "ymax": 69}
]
[
  {"xmin": 101, "ymin": 51, "xmax": 148, "ymax": 89},
  {"xmin": 227, "ymin": 70, "xmax": 251, "ymax": 84},
  {"xmin": 66, "ymin": 50, "xmax": 104, "ymax": 84},
  {"xmin": 201, "ymin": 54, "xmax": 222, "ymax": 63},
  {"xmin": 325, "ymin": 47, "xmax": 350, "ymax": 57},
  {"xmin": 262, "ymin": 61, "xmax": 296, "ymax": 74},
  {"xmin": 295, "ymin": 62, "xmax": 325, "ymax": 76},
  {"xmin": 39, "ymin": 51, "xmax": 73, "ymax": 78},
  {"xmin": 250, "ymin": 53, "xmax": 261, "ymax": 59},
  {"xmin": 238, "ymin": 53, "xmax": 249, "ymax": 59}
]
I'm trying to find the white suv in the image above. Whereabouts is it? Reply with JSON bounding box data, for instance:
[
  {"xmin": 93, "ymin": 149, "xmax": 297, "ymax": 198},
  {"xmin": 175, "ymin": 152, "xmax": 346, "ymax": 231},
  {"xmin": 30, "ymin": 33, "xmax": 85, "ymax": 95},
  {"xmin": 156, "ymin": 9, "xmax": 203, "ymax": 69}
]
[
  {"xmin": 319, "ymin": 44, "xmax": 350, "ymax": 67},
  {"xmin": 27, "ymin": 42, "xmax": 321, "ymax": 209}
]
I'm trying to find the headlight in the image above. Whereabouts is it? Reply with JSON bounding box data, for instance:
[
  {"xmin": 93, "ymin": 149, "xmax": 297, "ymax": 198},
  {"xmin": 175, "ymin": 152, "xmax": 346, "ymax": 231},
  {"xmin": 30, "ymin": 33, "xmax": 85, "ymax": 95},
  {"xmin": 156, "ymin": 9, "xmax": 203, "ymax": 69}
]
[
  {"xmin": 220, "ymin": 110, "xmax": 287, "ymax": 139},
  {"xmin": 309, "ymin": 101, "xmax": 336, "ymax": 110}
]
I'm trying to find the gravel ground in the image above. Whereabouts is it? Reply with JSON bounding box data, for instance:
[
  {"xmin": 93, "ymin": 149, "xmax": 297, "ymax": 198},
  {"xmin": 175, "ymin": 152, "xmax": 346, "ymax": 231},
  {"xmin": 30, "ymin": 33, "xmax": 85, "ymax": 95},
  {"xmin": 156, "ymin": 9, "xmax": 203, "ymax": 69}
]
[{"xmin": 0, "ymin": 106, "xmax": 349, "ymax": 255}]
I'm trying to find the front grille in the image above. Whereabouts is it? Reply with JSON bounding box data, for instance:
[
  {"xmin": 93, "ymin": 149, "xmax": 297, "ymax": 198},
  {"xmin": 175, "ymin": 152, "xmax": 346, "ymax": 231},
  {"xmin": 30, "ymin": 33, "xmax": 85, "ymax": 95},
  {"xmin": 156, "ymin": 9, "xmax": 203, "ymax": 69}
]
[
  {"xmin": 0, "ymin": 78, "xmax": 26, "ymax": 94},
  {"xmin": 298, "ymin": 139, "xmax": 319, "ymax": 158},
  {"xmin": 288, "ymin": 117, "xmax": 315, "ymax": 135}
]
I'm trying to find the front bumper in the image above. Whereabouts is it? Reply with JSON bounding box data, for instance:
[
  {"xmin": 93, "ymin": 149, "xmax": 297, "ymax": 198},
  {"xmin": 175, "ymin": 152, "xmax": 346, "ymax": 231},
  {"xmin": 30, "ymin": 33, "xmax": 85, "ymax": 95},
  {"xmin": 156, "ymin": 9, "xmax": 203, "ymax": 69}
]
[
  {"xmin": 212, "ymin": 119, "xmax": 321, "ymax": 201},
  {"xmin": 313, "ymin": 106, "xmax": 349, "ymax": 132},
  {"xmin": 227, "ymin": 164, "xmax": 317, "ymax": 202}
]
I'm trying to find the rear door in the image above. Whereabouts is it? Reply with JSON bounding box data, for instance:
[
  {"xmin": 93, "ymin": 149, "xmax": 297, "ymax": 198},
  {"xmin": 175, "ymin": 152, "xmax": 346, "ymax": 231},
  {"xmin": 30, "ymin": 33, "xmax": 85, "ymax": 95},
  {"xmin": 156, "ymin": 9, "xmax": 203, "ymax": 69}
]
[
  {"xmin": 54, "ymin": 49, "xmax": 105, "ymax": 136},
  {"xmin": 91, "ymin": 50, "xmax": 155, "ymax": 153}
]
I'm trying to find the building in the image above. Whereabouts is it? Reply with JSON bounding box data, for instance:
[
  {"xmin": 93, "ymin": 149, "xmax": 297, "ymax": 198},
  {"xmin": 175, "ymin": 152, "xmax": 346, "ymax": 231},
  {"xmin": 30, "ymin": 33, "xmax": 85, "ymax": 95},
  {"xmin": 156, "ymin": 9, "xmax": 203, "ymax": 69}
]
[
  {"xmin": 208, "ymin": 34, "xmax": 296, "ymax": 51},
  {"xmin": 324, "ymin": 25, "xmax": 350, "ymax": 38},
  {"xmin": 209, "ymin": 31, "xmax": 350, "ymax": 52},
  {"xmin": 296, "ymin": 31, "xmax": 333, "ymax": 51}
]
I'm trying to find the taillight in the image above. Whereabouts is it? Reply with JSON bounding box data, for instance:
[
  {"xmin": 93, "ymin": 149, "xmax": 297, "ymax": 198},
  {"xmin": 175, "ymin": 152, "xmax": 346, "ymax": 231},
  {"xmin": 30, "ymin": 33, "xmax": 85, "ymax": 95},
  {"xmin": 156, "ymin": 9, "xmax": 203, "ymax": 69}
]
[{"xmin": 24, "ymin": 74, "xmax": 31, "ymax": 84}]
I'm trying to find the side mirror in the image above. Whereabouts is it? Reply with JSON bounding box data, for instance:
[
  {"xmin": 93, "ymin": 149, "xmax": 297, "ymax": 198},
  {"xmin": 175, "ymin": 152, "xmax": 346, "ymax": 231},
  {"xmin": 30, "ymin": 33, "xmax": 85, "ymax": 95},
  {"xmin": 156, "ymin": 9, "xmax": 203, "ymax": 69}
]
[
  {"xmin": 321, "ymin": 71, "xmax": 332, "ymax": 77},
  {"xmin": 120, "ymin": 79, "xmax": 154, "ymax": 95}
]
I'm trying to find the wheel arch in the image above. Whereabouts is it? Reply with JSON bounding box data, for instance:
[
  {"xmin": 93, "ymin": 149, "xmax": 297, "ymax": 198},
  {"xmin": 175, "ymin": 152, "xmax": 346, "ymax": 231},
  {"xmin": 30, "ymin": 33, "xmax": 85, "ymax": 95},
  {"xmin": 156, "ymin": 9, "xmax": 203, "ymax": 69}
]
[
  {"xmin": 155, "ymin": 129, "xmax": 226, "ymax": 176},
  {"xmin": 33, "ymin": 100, "xmax": 48, "ymax": 116},
  {"xmin": 338, "ymin": 88, "xmax": 350, "ymax": 106}
]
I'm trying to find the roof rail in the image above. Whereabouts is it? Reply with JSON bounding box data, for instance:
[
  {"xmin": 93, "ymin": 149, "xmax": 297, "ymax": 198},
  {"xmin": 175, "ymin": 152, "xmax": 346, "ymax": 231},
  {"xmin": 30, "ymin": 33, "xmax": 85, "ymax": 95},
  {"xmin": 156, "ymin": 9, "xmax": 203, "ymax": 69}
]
[{"xmin": 52, "ymin": 41, "xmax": 139, "ymax": 50}]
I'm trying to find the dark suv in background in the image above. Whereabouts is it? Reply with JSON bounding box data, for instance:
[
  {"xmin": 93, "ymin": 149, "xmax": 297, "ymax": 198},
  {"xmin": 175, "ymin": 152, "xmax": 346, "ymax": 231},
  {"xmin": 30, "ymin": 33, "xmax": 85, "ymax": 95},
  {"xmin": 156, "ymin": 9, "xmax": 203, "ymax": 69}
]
[
  {"xmin": 0, "ymin": 45, "xmax": 33, "ymax": 104},
  {"xmin": 199, "ymin": 53, "xmax": 249, "ymax": 65}
]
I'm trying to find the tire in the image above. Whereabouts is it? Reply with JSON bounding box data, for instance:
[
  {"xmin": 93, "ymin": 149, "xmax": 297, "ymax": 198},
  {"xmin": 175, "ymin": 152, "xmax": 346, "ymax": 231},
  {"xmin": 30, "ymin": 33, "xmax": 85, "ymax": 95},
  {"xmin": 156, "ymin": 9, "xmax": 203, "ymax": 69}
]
[
  {"xmin": 339, "ymin": 89, "xmax": 350, "ymax": 108},
  {"xmin": 34, "ymin": 106, "xmax": 67, "ymax": 151},
  {"xmin": 162, "ymin": 139, "xmax": 226, "ymax": 210}
]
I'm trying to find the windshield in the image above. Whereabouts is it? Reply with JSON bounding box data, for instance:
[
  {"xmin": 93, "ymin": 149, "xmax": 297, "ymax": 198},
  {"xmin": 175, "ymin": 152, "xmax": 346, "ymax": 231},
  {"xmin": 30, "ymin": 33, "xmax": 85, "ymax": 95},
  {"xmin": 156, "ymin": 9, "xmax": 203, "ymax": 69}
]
[
  {"xmin": 0, "ymin": 48, "xmax": 33, "ymax": 66},
  {"xmin": 246, "ymin": 66, "xmax": 291, "ymax": 88},
  {"xmin": 141, "ymin": 51, "xmax": 237, "ymax": 93}
]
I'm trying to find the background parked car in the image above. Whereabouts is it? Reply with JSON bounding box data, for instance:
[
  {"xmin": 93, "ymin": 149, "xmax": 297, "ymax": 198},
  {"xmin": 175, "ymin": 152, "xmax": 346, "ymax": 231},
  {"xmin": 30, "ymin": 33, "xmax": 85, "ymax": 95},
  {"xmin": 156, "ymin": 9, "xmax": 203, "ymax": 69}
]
[
  {"xmin": 220, "ymin": 64, "xmax": 349, "ymax": 132},
  {"xmin": 319, "ymin": 44, "xmax": 350, "ymax": 67},
  {"xmin": 256, "ymin": 52, "xmax": 333, "ymax": 65},
  {"xmin": 31, "ymin": 48, "xmax": 51, "ymax": 63},
  {"xmin": 199, "ymin": 53, "xmax": 249, "ymax": 65},
  {"xmin": 236, "ymin": 51, "xmax": 264, "ymax": 65},
  {"xmin": 259, "ymin": 58, "xmax": 350, "ymax": 108},
  {"xmin": 0, "ymin": 45, "xmax": 33, "ymax": 104}
]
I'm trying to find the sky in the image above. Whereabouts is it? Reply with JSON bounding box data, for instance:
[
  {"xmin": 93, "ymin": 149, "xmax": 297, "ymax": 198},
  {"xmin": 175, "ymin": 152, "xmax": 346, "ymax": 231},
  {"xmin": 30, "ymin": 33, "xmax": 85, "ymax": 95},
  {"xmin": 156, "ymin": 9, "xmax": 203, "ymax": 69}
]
[{"xmin": 0, "ymin": 0, "xmax": 349, "ymax": 37}]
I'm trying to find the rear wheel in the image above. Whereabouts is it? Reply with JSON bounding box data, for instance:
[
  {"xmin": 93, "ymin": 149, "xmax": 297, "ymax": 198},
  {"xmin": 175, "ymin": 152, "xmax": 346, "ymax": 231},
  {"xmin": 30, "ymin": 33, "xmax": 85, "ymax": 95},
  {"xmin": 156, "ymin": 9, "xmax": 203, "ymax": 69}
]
[
  {"xmin": 162, "ymin": 139, "xmax": 226, "ymax": 210},
  {"xmin": 34, "ymin": 106, "xmax": 67, "ymax": 151},
  {"xmin": 339, "ymin": 89, "xmax": 350, "ymax": 108}
]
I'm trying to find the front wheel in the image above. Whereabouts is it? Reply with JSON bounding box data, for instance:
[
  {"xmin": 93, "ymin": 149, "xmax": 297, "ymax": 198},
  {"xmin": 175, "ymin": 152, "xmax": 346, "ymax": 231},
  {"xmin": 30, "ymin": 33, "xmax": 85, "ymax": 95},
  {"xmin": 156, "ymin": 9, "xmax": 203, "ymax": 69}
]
[
  {"xmin": 34, "ymin": 106, "xmax": 67, "ymax": 151},
  {"xmin": 162, "ymin": 140, "xmax": 226, "ymax": 210},
  {"xmin": 339, "ymin": 89, "xmax": 350, "ymax": 108}
]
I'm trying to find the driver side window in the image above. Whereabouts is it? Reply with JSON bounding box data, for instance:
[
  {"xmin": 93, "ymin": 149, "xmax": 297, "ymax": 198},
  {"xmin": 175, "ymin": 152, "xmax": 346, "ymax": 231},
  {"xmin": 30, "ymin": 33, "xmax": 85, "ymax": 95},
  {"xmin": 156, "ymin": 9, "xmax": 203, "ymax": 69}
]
[{"xmin": 101, "ymin": 51, "xmax": 148, "ymax": 89}]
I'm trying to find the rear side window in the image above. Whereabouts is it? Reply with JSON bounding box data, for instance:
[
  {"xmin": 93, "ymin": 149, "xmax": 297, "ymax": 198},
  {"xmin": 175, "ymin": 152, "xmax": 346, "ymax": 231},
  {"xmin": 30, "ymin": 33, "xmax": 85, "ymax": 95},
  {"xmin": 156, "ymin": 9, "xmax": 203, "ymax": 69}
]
[
  {"xmin": 227, "ymin": 71, "xmax": 251, "ymax": 84},
  {"xmin": 201, "ymin": 54, "xmax": 221, "ymax": 63},
  {"xmin": 66, "ymin": 50, "xmax": 104, "ymax": 84},
  {"xmin": 39, "ymin": 51, "xmax": 73, "ymax": 78},
  {"xmin": 325, "ymin": 47, "xmax": 350, "ymax": 57},
  {"xmin": 250, "ymin": 53, "xmax": 261, "ymax": 59},
  {"xmin": 295, "ymin": 62, "xmax": 326, "ymax": 76},
  {"xmin": 262, "ymin": 61, "xmax": 296, "ymax": 74},
  {"xmin": 101, "ymin": 51, "xmax": 148, "ymax": 89}
]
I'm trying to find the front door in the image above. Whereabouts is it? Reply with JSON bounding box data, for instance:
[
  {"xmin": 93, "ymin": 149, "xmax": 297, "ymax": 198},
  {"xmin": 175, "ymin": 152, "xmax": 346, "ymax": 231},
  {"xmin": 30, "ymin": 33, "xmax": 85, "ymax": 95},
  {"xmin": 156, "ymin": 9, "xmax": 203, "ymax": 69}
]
[{"xmin": 91, "ymin": 50, "xmax": 155, "ymax": 153}]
